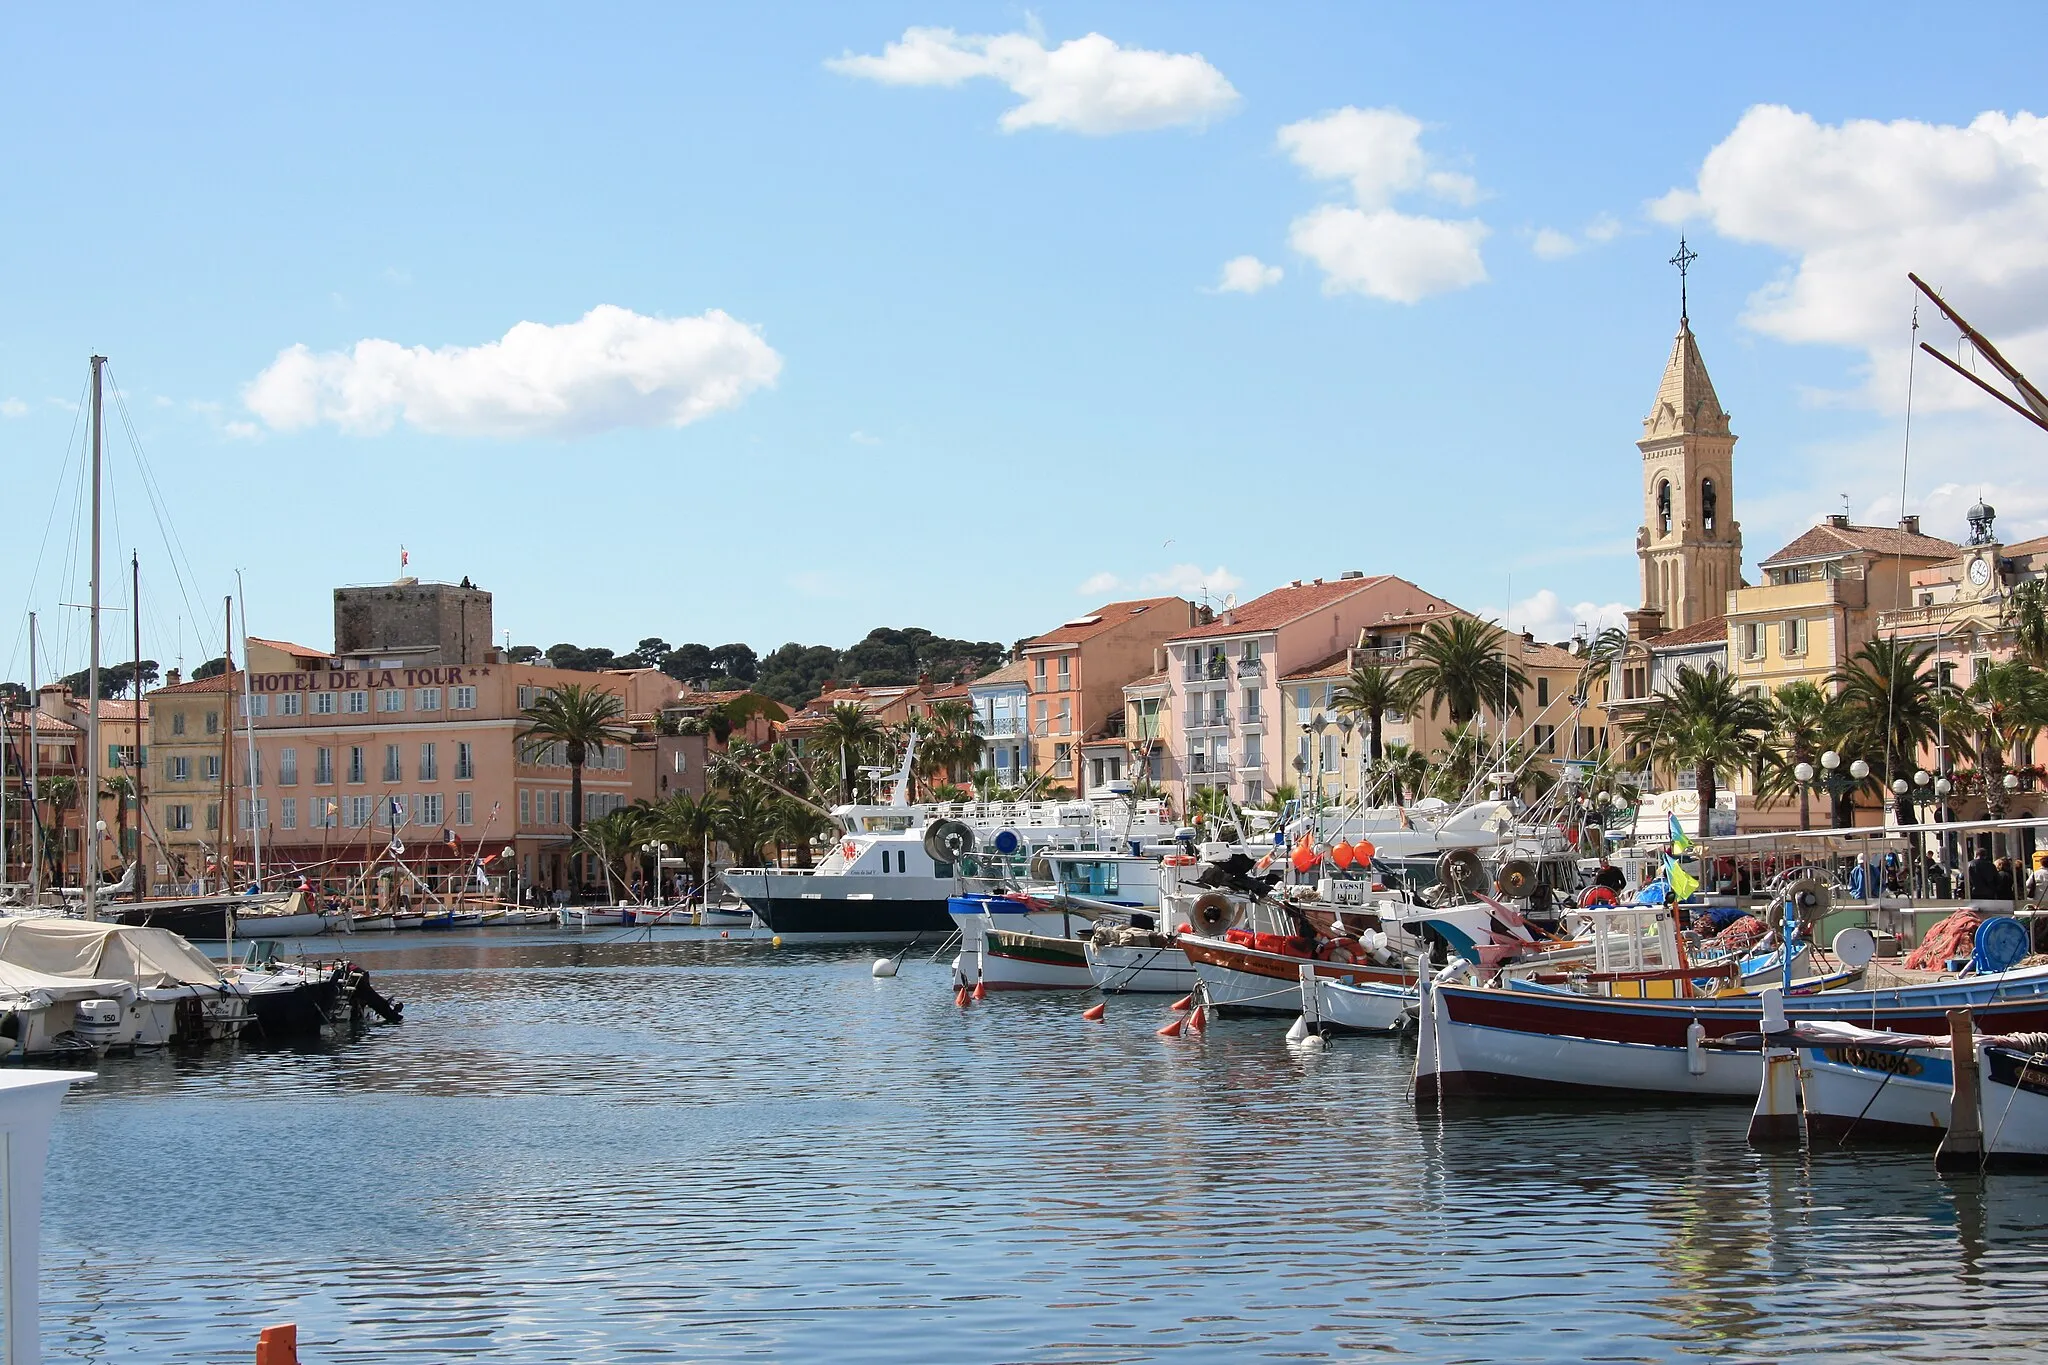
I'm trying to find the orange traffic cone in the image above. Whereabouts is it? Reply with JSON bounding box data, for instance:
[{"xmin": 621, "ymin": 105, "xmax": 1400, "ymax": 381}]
[
  {"xmin": 1081, "ymin": 1002, "xmax": 1106, "ymax": 1021},
  {"xmin": 955, "ymin": 987, "xmax": 970, "ymax": 1008},
  {"xmin": 1169, "ymin": 995, "xmax": 1194, "ymax": 1012},
  {"xmin": 972, "ymin": 979, "xmax": 987, "ymax": 1001},
  {"xmin": 1157, "ymin": 1017, "xmax": 1184, "ymax": 1038}
]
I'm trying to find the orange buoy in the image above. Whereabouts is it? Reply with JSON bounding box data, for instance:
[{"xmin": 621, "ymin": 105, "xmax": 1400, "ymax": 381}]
[
  {"xmin": 1082, "ymin": 1002, "xmax": 1106, "ymax": 1021},
  {"xmin": 719, "ymin": 930, "xmax": 730, "ymax": 939},
  {"xmin": 1354, "ymin": 839, "xmax": 1375, "ymax": 864},
  {"xmin": 1157, "ymin": 1017, "xmax": 1184, "ymax": 1038},
  {"xmin": 257, "ymin": 1325, "xmax": 299, "ymax": 1365},
  {"xmin": 1331, "ymin": 840, "xmax": 1355, "ymax": 870},
  {"xmin": 972, "ymin": 979, "xmax": 987, "ymax": 1000},
  {"xmin": 1188, "ymin": 1005, "xmax": 1208, "ymax": 1033},
  {"xmin": 1169, "ymin": 994, "xmax": 1194, "ymax": 1012},
  {"xmin": 955, "ymin": 987, "xmax": 970, "ymax": 1008}
]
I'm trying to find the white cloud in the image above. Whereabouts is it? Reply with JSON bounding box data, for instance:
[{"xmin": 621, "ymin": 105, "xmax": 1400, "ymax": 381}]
[
  {"xmin": 1077, "ymin": 563, "xmax": 1242, "ymax": 600},
  {"xmin": 1653, "ymin": 105, "xmax": 2048, "ymax": 409},
  {"xmin": 1215, "ymin": 255, "xmax": 1283, "ymax": 294},
  {"xmin": 243, "ymin": 305, "xmax": 782, "ymax": 438},
  {"xmin": 1277, "ymin": 107, "xmax": 1489, "ymax": 304},
  {"xmin": 826, "ymin": 27, "xmax": 1238, "ymax": 135},
  {"xmin": 0, "ymin": 398, "xmax": 26, "ymax": 418},
  {"xmin": 1487, "ymin": 590, "xmax": 1630, "ymax": 645},
  {"xmin": 1531, "ymin": 213, "xmax": 1628, "ymax": 261},
  {"xmin": 850, "ymin": 430, "xmax": 882, "ymax": 445},
  {"xmin": 1289, "ymin": 207, "xmax": 1488, "ymax": 304},
  {"xmin": 224, "ymin": 421, "xmax": 260, "ymax": 441}
]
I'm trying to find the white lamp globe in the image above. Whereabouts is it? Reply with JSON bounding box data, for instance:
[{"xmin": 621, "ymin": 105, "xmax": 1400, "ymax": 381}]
[
  {"xmin": 1821, "ymin": 751, "xmax": 1842, "ymax": 771},
  {"xmin": 2004, "ymin": 773, "xmax": 2020, "ymax": 791},
  {"xmin": 1794, "ymin": 762, "xmax": 1815, "ymax": 783},
  {"xmin": 1850, "ymin": 759, "xmax": 1871, "ymax": 781},
  {"xmin": 1915, "ymin": 770, "xmax": 1931, "ymax": 787},
  {"xmin": 1893, "ymin": 778, "xmax": 1910, "ymax": 795},
  {"xmin": 1935, "ymin": 778, "xmax": 1953, "ymax": 796}
]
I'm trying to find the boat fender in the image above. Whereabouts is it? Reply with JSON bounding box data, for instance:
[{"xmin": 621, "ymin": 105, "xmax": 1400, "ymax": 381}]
[
  {"xmin": 1685, "ymin": 1018, "xmax": 1707, "ymax": 1076},
  {"xmin": 1581, "ymin": 886, "xmax": 1618, "ymax": 908}
]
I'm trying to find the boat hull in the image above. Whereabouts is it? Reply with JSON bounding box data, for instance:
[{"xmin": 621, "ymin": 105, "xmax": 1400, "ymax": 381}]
[
  {"xmin": 730, "ymin": 872, "xmax": 956, "ymax": 940},
  {"xmin": 1182, "ymin": 935, "xmax": 1411, "ymax": 1016},
  {"xmin": 1798, "ymin": 1045, "xmax": 1952, "ymax": 1142},
  {"xmin": 1419, "ymin": 968, "xmax": 2048, "ymax": 1104},
  {"xmin": 236, "ymin": 913, "xmax": 327, "ymax": 937},
  {"xmin": 1085, "ymin": 938, "xmax": 1197, "ymax": 994},
  {"xmin": 974, "ymin": 929, "xmax": 1095, "ymax": 991},
  {"xmin": 1983, "ymin": 1046, "xmax": 2048, "ymax": 1164},
  {"xmin": 1312, "ymin": 978, "xmax": 1414, "ymax": 1035}
]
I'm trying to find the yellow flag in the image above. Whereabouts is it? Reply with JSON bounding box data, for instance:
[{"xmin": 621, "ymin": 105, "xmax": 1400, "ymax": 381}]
[{"xmin": 1666, "ymin": 856, "xmax": 1699, "ymax": 902}]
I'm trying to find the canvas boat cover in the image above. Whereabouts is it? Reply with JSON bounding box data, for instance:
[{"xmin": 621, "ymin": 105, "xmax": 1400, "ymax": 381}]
[{"xmin": 0, "ymin": 917, "xmax": 226, "ymax": 989}]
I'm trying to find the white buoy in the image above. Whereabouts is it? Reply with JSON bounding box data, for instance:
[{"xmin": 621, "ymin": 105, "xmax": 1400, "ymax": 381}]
[
  {"xmin": 1285, "ymin": 1015, "xmax": 1310, "ymax": 1044},
  {"xmin": 872, "ymin": 957, "xmax": 899, "ymax": 978}
]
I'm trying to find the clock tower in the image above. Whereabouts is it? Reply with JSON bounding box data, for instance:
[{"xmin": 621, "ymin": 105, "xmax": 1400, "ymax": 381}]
[{"xmin": 1637, "ymin": 243, "xmax": 1743, "ymax": 630}]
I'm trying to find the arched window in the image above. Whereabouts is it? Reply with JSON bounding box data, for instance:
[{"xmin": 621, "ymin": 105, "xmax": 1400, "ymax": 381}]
[
  {"xmin": 1702, "ymin": 478, "xmax": 1718, "ymax": 533},
  {"xmin": 1657, "ymin": 480, "xmax": 1672, "ymax": 535}
]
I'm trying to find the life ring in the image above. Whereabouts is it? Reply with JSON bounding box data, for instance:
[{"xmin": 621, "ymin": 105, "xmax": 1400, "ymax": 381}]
[
  {"xmin": 1162, "ymin": 854, "xmax": 1195, "ymax": 866},
  {"xmin": 1582, "ymin": 885, "xmax": 1618, "ymax": 908},
  {"xmin": 1317, "ymin": 938, "xmax": 1366, "ymax": 965}
]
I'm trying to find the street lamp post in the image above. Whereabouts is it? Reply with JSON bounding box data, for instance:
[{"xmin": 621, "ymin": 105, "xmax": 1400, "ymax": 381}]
[{"xmin": 1793, "ymin": 761, "xmax": 1815, "ymax": 831}]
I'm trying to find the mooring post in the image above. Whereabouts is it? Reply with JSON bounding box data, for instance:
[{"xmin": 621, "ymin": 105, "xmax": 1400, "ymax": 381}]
[{"xmin": 1935, "ymin": 1008, "xmax": 1983, "ymax": 1174}]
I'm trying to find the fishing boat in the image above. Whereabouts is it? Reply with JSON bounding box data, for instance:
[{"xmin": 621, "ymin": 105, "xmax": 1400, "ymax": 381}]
[
  {"xmin": 232, "ymin": 891, "xmax": 327, "ymax": 938},
  {"xmin": 563, "ymin": 905, "xmax": 631, "ymax": 928},
  {"xmin": 696, "ymin": 901, "xmax": 756, "ymax": 927},
  {"xmin": 1084, "ymin": 922, "xmax": 1197, "ymax": 994},
  {"xmin": 1305, "ymin": 973, "xmax": 1415, "ymax": 1035}
]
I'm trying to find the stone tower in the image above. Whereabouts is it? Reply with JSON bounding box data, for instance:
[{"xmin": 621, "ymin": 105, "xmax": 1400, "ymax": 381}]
[{"xmin": 1636, "ymin": 315, "xmax": 1742, "ymax": 629}]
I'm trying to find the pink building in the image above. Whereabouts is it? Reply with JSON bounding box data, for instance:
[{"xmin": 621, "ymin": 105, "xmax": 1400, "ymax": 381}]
[{"xmin": 1162, "ymin": 574, "xmax": 1461, "ymax": 806}]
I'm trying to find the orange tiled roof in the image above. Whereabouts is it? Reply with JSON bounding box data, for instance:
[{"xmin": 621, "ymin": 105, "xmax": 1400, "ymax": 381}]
[
  {"xmin": 1025, "ymin": 598, "xmax": 1187, "ymax": 649},
  {"xmin": 248, "ymin": 636, "xmax": 328, "ymax": 661},
  {"xmin": 1762, "ymin": 522, "xmax": 1962, "ymax": 567},
  {"xmin": 150, "ymin": 673, "xmax": 236, "ymax": 695},
  {"xmin": 1171, "ymin": 577, "xmax": 1395, "ymax": 642},
  {"xmin": 1281, "ymin": 649, "xmax": 1354, "ymax": 681},
  {"xmin": 1648, "ymin": 615, "xmax": 1729, "ymax": 649}
]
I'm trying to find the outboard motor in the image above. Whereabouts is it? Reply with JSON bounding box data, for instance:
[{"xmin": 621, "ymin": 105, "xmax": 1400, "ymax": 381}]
[{"xmin": 74, "ymin": 999, "xmax": 123, "ymax": 1049}]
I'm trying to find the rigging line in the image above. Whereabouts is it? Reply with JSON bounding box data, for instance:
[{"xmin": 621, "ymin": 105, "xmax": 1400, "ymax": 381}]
[
  {"xmin": 1881, "ymin": 299, "xmax": 1923, "ymax": 807},
  {"xmin": 107, "ymin": 372, "xmax": 207, "ymax": 647},
  {"xmin": 7, "ymin": 372, "xmax": 94, "ymax": 681}
]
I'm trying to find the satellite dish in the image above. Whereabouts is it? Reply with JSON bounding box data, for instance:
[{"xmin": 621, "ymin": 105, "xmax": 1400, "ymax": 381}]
[
  {"xmin": 1436, "ymin": 848, "xmax": 1486, "ymax": 899},
  {"xmin": 921, "ymin": 819, "xmax": 976, "ymax": 864},
  {"xmin": 1495, "ymin": 858, "xmax": 1538, "ymax": 899},
  {"xmin": 1222, "ymin": 593, "xmax": 1238, "ymax": 611},
  {"xmin": 1831, "ymin": 926, "xmax": 1878, "ymax": 968},
  {"xmin": 1187, "ymin": 892, "xmax": 1241, "ymax": 938}
]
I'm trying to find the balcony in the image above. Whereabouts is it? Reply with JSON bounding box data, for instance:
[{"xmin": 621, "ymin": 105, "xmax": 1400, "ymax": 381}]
[
  {"xmin": 1239, "ymin": 708, "xmax": 1265, "ymax": 733},
  {"xmin": 1236, "ymin": 657, "xmax": 1263, "ymax": 678},
  {"xmin": 985, "ymin": 717, "xmax": 1025, "ymax": 737},
  {"xmin": 1350, "ymin": 644, "xmax": 1407, "ymax": 667},
  {"xmin": 1236, "ymin": 758, "xmax": 1265, "ymax": 774},
  {"xmin": 1186, "ymin": 713, "xmax": 1232, "ymax": 734}
]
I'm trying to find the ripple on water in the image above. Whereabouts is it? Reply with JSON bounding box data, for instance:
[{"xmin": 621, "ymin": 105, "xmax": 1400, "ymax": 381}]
[{"xmin": 39, "ymin": 934, "xmax": 2048, "ymax": 1362}]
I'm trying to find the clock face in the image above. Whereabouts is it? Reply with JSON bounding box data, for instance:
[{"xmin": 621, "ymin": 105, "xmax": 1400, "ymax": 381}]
[{"xmin": 1969, "ymin": 556, "xmax": 1992, "ymax": 586}]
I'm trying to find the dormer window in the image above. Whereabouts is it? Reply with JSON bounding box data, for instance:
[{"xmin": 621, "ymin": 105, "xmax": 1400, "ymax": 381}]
[{"xmin": 1657, "ymin": 480, "xmax": 1673, "ymax": 536}]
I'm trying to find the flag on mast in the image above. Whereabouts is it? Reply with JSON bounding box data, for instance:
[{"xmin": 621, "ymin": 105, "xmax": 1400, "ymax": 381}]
[{"xmin": 400, "ymin": 545, "xmax": 409, "ymax": 571}]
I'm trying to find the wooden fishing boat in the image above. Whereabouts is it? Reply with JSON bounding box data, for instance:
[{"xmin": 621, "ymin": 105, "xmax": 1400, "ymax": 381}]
[
  {"xmin": 1084, "ymin": 929, "xmax": 1197, "ymax": 994},
  {"xmin": 972, "ymin": 925, "xmax": 1095, "ymax": 990}
]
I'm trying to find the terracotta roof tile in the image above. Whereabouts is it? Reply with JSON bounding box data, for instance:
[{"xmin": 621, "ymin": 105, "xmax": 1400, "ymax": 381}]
[
  {"xmin": 1281, "ymin": 649, "xmax": 1355, "ymax": 681},
  {"xmin": 1646, "ymin": 615, "xmax": 1728, "ymax": 649},
  {"xmin": 1025, "ymin": 598, "xmax": 1188, "ymax": 649},
  {"xmin": 248, "ymin": 636, "xmax": 329, "ymax": 661},
  {"xmin": 150, "ymin": 673, "xmax": 236, "ymax": 695},
  {"xmin": 1762, "ymin": 522, "xmax": 1963, "ymax": 567},
  {"xmin": 1169, "ymin": 577, "xmax": 1395, "ymax": 642},
  {"xmin": 970, "ymin": 658, "xmax": 1032, "ymax": 688}
]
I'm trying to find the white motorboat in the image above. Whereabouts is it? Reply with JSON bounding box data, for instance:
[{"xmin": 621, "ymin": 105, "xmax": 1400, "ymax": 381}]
[
  {"xmin": 563, "ymin": 906, "xmax": 631, "ymax": 928},
  {"xmin": 0, "ymin": 919, "xmax": 252, "ymax": 1057},
  {"xmin": 1306, "ymin": 974, "xmax": 1416, "ymax": 1036},
  {"xmin": 695, "ymin": 902, "xmax": 757, "ymax": 927}
]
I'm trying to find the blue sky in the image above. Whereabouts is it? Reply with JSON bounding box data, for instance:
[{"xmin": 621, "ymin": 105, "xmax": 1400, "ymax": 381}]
[{"xmin": 5, "ymin": 3, "xmax": 2047, "ymax": 683}]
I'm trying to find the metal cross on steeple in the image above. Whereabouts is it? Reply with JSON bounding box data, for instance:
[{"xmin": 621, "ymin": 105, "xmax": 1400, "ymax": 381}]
[{"xmin": 1670, "ymin": 236, "xmax": 1698, "ymax": 322}]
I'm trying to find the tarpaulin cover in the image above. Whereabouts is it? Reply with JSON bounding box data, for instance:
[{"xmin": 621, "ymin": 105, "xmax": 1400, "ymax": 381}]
[{"xmin": 0, "ymin": 918, "xmax": 226, "ymax": 989}]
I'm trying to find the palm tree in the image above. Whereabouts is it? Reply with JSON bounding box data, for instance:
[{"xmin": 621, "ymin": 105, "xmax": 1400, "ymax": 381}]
[
  {"xmin": 100, "ymin": 774, "xmax": 136, "ymax": 877},
  {"xmin": 1576, "ymin": 746, "xmax": 1643, "ymax": 845},
  {"xmin": 813, "ymin": 701, "xmax": 882, "ymax": 804},
  {"xmin": 1621, "ymin": 664, "xmax": 1771, "ymax": 840},
  {"xmin": 1577, "ymin": 625, "xmax": 1631, "ymax": 704},
  {"xmin": 2010, "ymin": 579, "xmax": 2048, "ymax": 667},
  {"xmin": 1831, "ymin": 639, "xmax": 1941, "ymax": 829},
  {"xmin": 773, "ymin": 797, "xmax": 836, "ymax": 869},
  {"xmin": 1372, "ymin": 741, "xmax": 1429, "ymax": 805},
  {"xmin": 1332, "ymin": 664, "xmax": 1399, "ymax": 763},
  {"xmin": 518, "ymin": 683, "xmax": 629, "ymax": 886},
  {"xmin": 37, "ymin": 775, "xmax": 77, "ymax": 888},
  {"xmin": 1942, "ymin": 659, "xmax": 2048, "ymax": 846},
  {"xmin": 922, "ymin": 698, "xmax": 984, "ymax": 788},
  {"xmin": 573, "ymin": 807, "xmax": 646, "ymax": 898},
  {"xmin": 650, "ymin": 791, "xmax": 718, "ymax": 890},
  {"xmin": 1394, "ymin": 617, "xmax": 1529, "ymax": 726},
  {"xmin": 1188, "ymin": 785, "xmax": 1234, "ymax": 823},
  {"xmin": 712, "ymin": 784, "xmax": 780, "ymax": 869},
  {"xmin": 1760, "ymin": 680, "xmax": 1837, "ymax": 830}
]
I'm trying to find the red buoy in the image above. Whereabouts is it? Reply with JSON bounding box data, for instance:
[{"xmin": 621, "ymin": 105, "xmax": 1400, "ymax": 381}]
[
  {"xmin": 1081, "ymin": 1002, "xmax": 1106, "ymax": 1021},
  {"xmin": 955, "ymin": 987, "xmax": 970, "ymax": 1008},
  {"xmin": 1157, "ymin": 1017, "xmax": 1184, "ymax": 1038},
  {"xmin": 972, "ymin": 979, "xmax": 987, "ymax": 1001},
  {"xmin": 1188, "ymin": 1005, "xmax": 1208, "ymax": 1033},
  {"xmin": 1169, "ymin": 995, "xmax": 1194, "ymax": 1012}
]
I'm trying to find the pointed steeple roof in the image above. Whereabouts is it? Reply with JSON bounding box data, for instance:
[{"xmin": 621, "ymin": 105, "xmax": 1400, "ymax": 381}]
[{"xmin": 1641, "ymin": 319, "xmax": 1730, "ymax": 440}]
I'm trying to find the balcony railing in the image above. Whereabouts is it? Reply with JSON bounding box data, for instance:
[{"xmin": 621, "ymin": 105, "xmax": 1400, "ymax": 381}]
[
  {"xmin": 1239, "ymin": 708, "xmax": 1264, "ymax": 730},
  {"xmin": 1236, "ymin": 657, "xmax": 1263, "ymax": 677},
  {"xmin": 986, "ymin": 717, "xmax": 1025, "ymax": 736},
  {"xmin": 1186, "ymin": 714, "xmax": 1231, "ymax": 733}
]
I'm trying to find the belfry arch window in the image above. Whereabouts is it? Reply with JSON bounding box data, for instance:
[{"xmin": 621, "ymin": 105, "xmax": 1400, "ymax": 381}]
[
  {"xmin": 1657, "ymin": 480, "xmax": 1672, "ymax": 535},
  {"xmin": 1702, "ymin": 478, "xmax": 1718, "ymax": 533}
]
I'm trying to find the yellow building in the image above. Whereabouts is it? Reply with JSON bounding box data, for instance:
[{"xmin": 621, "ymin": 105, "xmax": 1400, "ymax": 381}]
[{"xmin": 1727, "ymin": 514, "xmax": 1960, "ymax": 695}]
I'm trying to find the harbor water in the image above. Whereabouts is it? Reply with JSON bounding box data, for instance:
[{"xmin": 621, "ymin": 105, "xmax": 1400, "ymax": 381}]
[{"xmin": 43, "ymin": 931, "xmax": 2048, "ymax": 1361}]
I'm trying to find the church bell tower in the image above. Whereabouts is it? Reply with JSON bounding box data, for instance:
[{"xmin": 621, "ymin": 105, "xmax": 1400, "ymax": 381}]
[{"xmin": 1637, "ymin": 240, "xmax": 1743, "ymax": 630}]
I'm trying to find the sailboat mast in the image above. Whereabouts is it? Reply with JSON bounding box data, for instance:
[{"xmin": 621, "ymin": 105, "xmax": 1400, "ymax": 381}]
[
  {"xmin": 85, "ymin": 355, "xmax": 105, "ymax": 923},
  {"xmin": 221, "ymin": 595, "xmax": 235, "ymax": 893},
  {"xmin": 132, "ymin": 551, "xmax": 146, "ymax": 901},
  {"xmin": 236, "ymin": 572, "xmax": 262, "ymax": 888},
  {"xmin": 27, "ymin": 614, "xmax": 39, "ymax": 903}
]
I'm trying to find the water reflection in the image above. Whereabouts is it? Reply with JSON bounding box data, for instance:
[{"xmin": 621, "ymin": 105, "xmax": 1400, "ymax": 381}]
[{"xmin": 39, "ymin": 933, "xmax": 2048, "ymax": 1361}]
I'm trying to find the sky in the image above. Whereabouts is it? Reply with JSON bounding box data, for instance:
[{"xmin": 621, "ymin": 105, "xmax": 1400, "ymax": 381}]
[{"xmin": 5, "ymin": 3, "xmax": 2048, "ymax": 685}]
